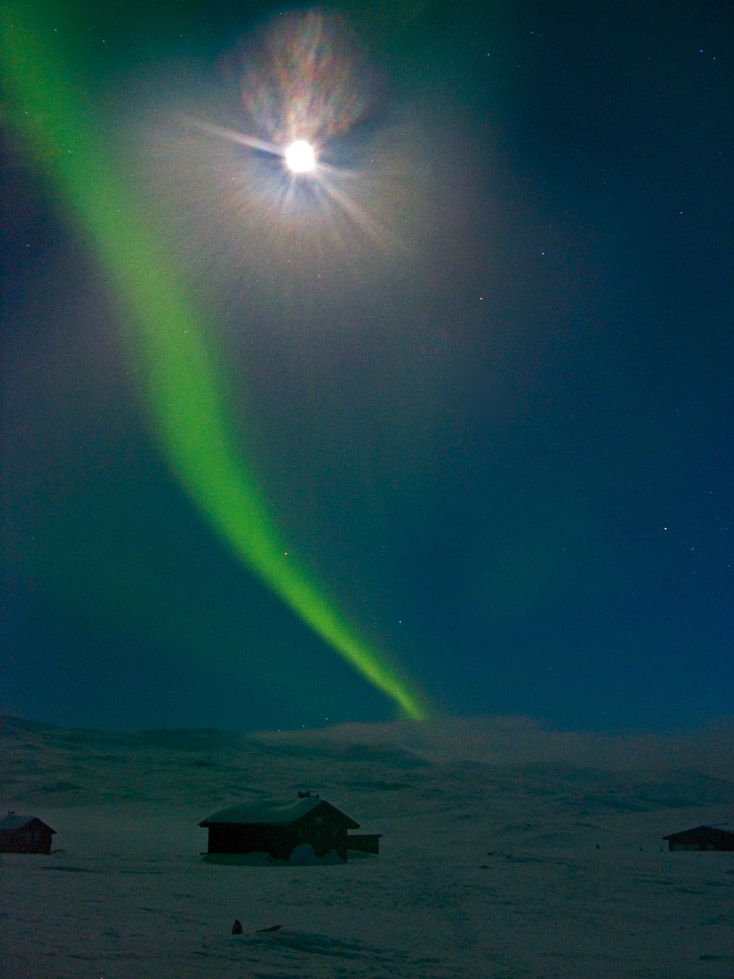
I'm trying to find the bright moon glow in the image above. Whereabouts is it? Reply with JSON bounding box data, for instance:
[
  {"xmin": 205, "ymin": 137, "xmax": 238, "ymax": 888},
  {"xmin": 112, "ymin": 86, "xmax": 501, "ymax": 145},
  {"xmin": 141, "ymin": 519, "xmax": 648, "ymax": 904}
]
[{"xmin": 285, "ymin": 140, "xmax": 316, "ymax": 173}]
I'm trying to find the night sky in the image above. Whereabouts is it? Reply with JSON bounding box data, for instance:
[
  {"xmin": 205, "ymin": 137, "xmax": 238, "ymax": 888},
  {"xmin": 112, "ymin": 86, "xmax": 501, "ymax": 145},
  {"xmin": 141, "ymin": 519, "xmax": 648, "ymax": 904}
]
[{"xmin": 2, "ymin": 0, "xmax": 732, "ymax": 734}]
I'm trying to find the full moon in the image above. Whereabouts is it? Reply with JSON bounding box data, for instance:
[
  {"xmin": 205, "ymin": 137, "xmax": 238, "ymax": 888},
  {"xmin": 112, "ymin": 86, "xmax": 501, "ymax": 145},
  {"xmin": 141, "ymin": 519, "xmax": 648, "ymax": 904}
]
[{"xmin": 285, "ymin": 140, "xmax": 316, "ymax": 173}]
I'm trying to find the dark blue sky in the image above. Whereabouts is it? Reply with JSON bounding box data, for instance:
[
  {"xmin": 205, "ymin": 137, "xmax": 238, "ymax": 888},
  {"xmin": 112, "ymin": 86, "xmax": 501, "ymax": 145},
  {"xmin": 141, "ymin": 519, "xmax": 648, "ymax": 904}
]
[{"xmin": 2, "ymin": 0, "xmax": 732, "ymax": 733}]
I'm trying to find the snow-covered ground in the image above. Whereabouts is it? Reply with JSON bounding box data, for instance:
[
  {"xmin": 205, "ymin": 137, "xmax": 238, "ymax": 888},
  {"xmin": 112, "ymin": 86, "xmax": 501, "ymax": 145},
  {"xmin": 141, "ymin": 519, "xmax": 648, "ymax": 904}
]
[{"xmin": 1, "ymin": 715, "xmax": 732, "ymax": 978}]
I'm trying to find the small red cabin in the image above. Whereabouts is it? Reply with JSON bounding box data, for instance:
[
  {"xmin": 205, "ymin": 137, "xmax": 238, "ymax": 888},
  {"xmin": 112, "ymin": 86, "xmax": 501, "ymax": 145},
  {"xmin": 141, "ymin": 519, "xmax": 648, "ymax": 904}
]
[
  {"xmin": 663, "ymin": 824, "xmax": 734, "ymax": 852},
  {"xmin": 0, "ymin": 812, "xmax": 56, "ymax": 854}
]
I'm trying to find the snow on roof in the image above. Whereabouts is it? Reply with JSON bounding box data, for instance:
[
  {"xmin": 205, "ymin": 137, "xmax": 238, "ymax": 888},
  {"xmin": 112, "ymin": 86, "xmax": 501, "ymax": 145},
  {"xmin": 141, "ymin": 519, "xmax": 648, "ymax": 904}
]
[
  {"xmin": 199, "ymin": 797, "xmax": 359, "ymax": 828},
  {"xmin": 663, "ymin": 823, "xmax": 734, "ymax": 838},
  {"xmin": 0, "ymin": 812, "xmax": 56, "ymax": 833}
]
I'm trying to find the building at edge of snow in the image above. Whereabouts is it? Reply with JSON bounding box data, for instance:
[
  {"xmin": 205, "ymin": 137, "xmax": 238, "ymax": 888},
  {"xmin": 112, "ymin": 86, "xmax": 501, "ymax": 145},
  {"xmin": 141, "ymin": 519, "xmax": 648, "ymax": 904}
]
[
  {"xmin": 662, "ymin": 824, "xmax": 734, "ymax": 851},
  {"xmin": 199, "ymin": 796, "xmax": 380, "ymax": 862},
  {"xmin": 0, "ymin": 812, "xmax": 56, "ymax": 854}
]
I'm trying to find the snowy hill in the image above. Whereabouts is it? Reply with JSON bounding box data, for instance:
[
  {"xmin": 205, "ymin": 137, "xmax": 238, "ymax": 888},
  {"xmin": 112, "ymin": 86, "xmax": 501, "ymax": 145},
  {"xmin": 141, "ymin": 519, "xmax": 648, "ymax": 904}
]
[{"xmin": 1, "ymin": 715, "xmax": 733, "ymax": 978}]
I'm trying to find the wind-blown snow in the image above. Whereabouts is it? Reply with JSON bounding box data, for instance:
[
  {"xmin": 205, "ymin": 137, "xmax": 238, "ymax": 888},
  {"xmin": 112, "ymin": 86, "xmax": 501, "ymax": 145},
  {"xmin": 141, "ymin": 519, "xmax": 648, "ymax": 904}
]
[{"xmin": 1, "ymin": 715, "xmax": 732, "ymax": 978}]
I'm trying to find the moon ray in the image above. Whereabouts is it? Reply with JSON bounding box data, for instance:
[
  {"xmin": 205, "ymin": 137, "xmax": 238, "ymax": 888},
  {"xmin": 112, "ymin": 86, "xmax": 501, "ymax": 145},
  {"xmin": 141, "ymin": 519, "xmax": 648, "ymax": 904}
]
[{"xmin": 183, "ymin": 117, "xmax": 281, "ymax": 157}]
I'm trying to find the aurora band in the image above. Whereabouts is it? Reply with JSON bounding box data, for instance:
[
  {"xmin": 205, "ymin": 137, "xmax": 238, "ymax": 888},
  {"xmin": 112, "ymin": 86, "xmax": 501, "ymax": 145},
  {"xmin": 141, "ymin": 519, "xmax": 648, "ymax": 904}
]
[{"xmin": 1, "ymin": 2, "xmax": 427, "ymax": 721}]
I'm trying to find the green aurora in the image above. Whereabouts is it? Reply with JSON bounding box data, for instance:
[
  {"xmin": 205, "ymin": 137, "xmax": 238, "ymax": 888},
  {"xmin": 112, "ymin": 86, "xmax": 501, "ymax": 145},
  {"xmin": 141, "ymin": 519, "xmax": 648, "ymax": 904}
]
[{"xmin": 1, "ymin": 2, "xmax": 427, "ymax": 720}]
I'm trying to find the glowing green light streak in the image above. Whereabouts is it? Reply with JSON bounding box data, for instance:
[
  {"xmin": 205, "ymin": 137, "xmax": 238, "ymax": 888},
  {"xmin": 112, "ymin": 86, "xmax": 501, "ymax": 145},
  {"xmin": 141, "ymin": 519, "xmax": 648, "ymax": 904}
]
[{"xmin": 2, "ymin": 4, "xmax": 427, "ymax": 720}]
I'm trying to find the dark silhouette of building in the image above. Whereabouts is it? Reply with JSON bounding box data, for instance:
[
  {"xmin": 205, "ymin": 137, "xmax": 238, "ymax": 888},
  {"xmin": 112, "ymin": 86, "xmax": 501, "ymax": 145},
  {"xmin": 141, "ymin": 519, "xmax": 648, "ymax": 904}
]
[
  {"xmin": 199, "ymin": 796, "xmax": 377, "ymax": 861},
  {"xmin": 0, "ymin": 812, "xmax": 56, "ymax": 854},
  {"xmin": 663, "ymin": 824, "xmax": 734, "ymax": 851},
  {"xmin": 347, "ymin": 833, "xmax": 382, "ymax": 855}
]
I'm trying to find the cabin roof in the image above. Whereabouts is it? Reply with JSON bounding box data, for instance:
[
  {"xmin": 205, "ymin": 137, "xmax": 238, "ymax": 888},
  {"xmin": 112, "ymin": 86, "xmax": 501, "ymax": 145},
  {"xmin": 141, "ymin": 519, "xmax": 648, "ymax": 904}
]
[
  {"xmin": 0, "ymin": 812, "xmax": 56, "ymax": 833},
  {"xmin": 199, "ymin": 798, "xmax": 359, "ymax": 829},
  {"xmin": 663, "ymin": 823, "xmax": 734, "ymax": 840}
]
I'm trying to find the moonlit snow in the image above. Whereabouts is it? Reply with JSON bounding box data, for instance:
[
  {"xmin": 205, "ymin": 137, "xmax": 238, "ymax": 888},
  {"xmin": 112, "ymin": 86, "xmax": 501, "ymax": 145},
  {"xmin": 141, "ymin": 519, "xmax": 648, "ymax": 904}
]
[{"xmin": 1, "ymin": 715, "xmax": 732, "ymax": 978}]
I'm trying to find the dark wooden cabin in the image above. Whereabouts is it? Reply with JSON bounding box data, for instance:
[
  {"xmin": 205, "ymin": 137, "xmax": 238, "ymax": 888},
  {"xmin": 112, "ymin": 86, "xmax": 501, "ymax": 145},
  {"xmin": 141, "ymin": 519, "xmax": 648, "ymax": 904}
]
[
  {"xmin": 199, "ymin": 796, "xmax": 363, "ymax": 861},
  {"xmin": 0, "ymin": 812, "xmax": 56, "ymax": 854},
  {"xmin": 663, "ymin": 824, "xmax": 734, "ymax": 851}
]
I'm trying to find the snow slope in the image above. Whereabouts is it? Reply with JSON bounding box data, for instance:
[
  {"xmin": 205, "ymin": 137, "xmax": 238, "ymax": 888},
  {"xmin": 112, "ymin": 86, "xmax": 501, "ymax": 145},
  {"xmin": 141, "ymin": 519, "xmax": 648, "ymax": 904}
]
[{"xmin": 1, "ymin": 715, "xmax": 732, "ymax": 978}]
